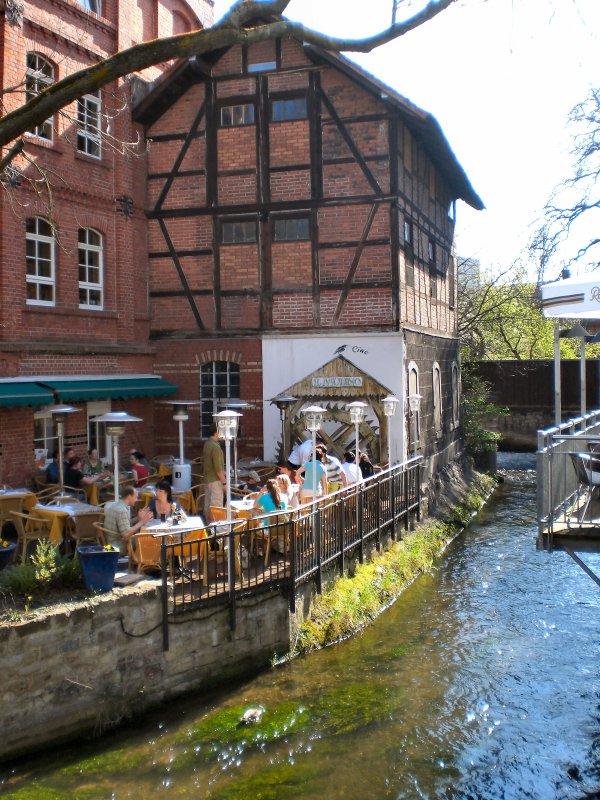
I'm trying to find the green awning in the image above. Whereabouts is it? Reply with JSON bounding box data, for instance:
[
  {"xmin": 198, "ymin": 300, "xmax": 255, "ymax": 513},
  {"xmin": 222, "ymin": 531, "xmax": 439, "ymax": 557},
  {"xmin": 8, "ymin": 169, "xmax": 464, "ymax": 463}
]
[
  {"xmin": 41, "ymin": 377, "xmax": 178, "ymax": 402},
  {"xmin": 0, "ymin": 382, "xmax": 54, "ymax": 408}
]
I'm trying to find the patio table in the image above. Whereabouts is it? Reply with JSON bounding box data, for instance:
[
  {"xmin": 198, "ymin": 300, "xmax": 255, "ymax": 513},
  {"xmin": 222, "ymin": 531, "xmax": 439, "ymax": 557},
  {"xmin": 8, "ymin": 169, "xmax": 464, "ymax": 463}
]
[{"xmin": 34, "ymin": 501, "xmax": 102, "ymax": 546}]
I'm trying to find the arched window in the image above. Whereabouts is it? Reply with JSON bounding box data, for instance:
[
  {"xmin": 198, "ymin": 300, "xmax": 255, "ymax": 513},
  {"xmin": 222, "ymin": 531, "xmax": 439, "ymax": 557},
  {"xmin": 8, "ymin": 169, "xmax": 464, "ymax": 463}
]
[
  {"xmin": 78, "ymin": 228, "xmax": 104, "ymax": 309},
  {"xmin": 433, "ymin": 362, "xmax": 442, "ymax": 434},
  {"xmin": 407, "ymin": 361, "xmax": 420, "ymax": 445},
  {"xmin": 451, "ymin": 362, "xmax": 460, "ymax": 426},
  {"xmin": 26, "ymin": 53, "xmax": 55, "ymax": 140},
  {"xmin": 200, "ymin": 361, "xmax": 241, "ymax": 437},
  {"xmin": 26, "ymin": 217, "xmax": 55, "ymax": 305}
]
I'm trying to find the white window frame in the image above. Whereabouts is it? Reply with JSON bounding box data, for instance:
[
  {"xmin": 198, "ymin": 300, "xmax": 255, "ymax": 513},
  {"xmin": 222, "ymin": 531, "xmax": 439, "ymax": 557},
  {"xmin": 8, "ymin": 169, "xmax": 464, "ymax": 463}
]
[
  {"xmin": 451, "ymin": 362, "xmax": 460, "ymax": 427},
  {"xmin": 220, "ymin": 103, "xmax": 255, "ymax": 127},
  {"xmin": 78, "ymin": 227, "xmax": 104, "ymax": 309},
  {"xmin": 78, "ymin": 0, "xmax": 101, "ymax": 13},
  {"xmin": 77, "ymin": 91, "xmax": 102, "ymax": 158},
  {"xmin": 433, "ymin": 362, "xmax": 442, "ymax": 434},
  {"xmin": 34, "ymin": 406, "xmax": 57, "ymax": 462},
  {"xmin": 26, "ymin": 217, "xmax": 55, "ymax": 306},
  {"xmin": 87, "ymin": 400, "xmax": 111, "ymax": 463},
  {"xmin": 25, "ymin": 53, "xmax": 54, "ymax": 141}
]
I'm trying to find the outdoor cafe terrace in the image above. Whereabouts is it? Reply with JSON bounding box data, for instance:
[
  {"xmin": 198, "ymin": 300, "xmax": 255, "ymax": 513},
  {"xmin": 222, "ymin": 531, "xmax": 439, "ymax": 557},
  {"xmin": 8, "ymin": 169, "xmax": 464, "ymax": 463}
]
[{"xmin": 0, "ymin": 457, "xmax": 422, "ymax": 648}]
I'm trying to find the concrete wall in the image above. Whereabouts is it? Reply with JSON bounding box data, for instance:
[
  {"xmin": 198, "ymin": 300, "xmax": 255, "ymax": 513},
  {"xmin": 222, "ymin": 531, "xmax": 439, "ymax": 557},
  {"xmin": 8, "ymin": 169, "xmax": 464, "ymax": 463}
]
[{"xmin": 1, "ymin": 581, "xmax": 292, "ymax": 763}]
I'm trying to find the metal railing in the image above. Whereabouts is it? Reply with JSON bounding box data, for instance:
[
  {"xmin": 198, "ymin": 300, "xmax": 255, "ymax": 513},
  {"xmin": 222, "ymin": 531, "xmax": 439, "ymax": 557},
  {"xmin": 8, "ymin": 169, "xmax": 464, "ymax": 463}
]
[
  {"xmin": 537, "ymin": 409, "xmax": 600, "ymax": 544},
  {"xmin": 160, "ymin": 457, "xmax": 422, "ymax": 648}
]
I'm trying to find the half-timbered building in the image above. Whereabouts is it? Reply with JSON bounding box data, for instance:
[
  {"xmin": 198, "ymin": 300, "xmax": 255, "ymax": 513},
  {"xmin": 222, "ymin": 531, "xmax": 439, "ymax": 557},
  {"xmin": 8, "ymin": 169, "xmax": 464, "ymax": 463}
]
[{"xmin": 134, "ymin": 28, "xmax": 483, "ymax": 471}]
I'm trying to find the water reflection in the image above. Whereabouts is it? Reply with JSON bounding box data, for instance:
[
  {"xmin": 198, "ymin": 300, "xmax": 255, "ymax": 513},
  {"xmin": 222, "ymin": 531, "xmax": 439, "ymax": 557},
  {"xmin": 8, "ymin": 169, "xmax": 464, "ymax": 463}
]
[{"xmin": 1, "ymin": 466, "xmax": 599, "ymax": 799}]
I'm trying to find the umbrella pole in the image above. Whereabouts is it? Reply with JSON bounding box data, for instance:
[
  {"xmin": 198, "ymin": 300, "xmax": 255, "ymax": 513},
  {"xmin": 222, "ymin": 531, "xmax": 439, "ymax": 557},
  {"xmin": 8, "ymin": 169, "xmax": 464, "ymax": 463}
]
[{"xmin": 554, "ymin": 323, "xmax": 561, "ymax": 426}]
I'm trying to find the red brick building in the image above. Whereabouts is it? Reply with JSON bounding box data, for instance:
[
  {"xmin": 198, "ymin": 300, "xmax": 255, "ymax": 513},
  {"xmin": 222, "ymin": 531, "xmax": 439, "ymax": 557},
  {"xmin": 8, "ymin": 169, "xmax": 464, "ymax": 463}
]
[
  {"xmin": 134, "ymin": 31, "xmax": 483, "ymax": 471},
  {"xmin": 0, "ymin": 0, "xmax": 213, "ymax": 483},
  {"xmin": 0, "ymin": 5, "xmax": 482, "ymax": 486}
]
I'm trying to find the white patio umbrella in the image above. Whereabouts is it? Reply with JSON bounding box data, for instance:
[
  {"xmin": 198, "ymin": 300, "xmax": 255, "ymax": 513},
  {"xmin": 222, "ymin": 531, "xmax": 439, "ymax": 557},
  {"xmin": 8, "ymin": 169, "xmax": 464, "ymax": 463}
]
[{"xmin": 540, "ymin": 274, "xmax": 600, "ymax": 423}]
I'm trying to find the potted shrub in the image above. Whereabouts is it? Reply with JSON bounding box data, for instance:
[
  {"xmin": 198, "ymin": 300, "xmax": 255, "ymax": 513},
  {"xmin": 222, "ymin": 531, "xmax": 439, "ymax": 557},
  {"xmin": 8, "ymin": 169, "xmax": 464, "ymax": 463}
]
[
  {"xmin": 0, "ymin": 539, "xmax": 17, "ymax": 571},
  {"xmin": 77, "ymin": 544, "xmax": 120, "ymax": 593}
]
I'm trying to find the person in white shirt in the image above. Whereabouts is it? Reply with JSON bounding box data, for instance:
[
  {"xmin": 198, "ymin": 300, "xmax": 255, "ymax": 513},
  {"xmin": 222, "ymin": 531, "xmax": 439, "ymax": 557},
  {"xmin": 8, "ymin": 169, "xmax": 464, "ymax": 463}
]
[
  {"xmin": 287, "ymin": 435, "xmax": 316, "ymax": 471},
  {"xmin": 341, "ymin": 450, "xmax": 362, "ymax": 486}
]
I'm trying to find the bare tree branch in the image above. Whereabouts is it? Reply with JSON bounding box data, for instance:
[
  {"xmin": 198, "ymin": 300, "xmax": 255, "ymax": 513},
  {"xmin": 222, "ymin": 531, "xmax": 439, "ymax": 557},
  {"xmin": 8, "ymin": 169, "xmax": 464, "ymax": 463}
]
[{"xmin": 0, "ymin": 0, "xmax": 456, "ymax": 151}]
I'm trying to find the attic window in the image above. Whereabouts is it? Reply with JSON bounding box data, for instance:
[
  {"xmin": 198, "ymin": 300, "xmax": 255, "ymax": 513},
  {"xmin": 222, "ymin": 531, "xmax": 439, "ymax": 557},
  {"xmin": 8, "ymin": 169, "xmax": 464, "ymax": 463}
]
[
  {"xmin": 248, "ymin": 61, "xmax": 276, "ymax": 73},
  {"xmin": 271, "ymin": 97, "xmax": 307, "ymax": 122},
  {"xmin": 220, "ymin": 104, "xmax": 255, "ymax": 127}
]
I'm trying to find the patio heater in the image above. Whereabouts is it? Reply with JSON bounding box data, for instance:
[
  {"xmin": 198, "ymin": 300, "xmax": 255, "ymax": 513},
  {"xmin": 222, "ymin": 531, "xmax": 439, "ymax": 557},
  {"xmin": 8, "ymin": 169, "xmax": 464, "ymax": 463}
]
[
  {"xmin": 270, "ymin": 395, "xmax": 297, "ymax": 461},
  {"xmin": 48, "ymin": 404, "xmax": 80, "ymax": 496},
  {"xmin": 170, "ymin": 401, "xmax": 198, "ymax": 492},
  {"xmin": 218, "ymin": 399, "xmax": 250, "ymax": 484},
  {"xmin": 303, "ymin": 405, "xmax": 325, "ymax": 496},
  {"xmin": 559, "ymin": 323, "xmax": 591, "ymax": 420},
  {"xmin": 347, "ymin": 401, "xmax": 368, "ymax": 473},
  {"xmin": 90, "ymin": 412, "xmax": 142, "ymax": 500},
  {"xmin": 407, "ymin": 393, "xmax": 422, "ymax": 457},
  {"xmin": 214, "ymin": 409, "xmax": 241, "ymax": 523},
  {"xmin": 382, "ymin": 395, "xmax": 399, "ymax": 466}
]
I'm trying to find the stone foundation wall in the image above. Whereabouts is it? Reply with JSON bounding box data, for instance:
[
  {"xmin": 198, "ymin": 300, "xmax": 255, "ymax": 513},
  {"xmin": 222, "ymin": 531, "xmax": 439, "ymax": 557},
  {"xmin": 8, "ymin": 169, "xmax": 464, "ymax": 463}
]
[{"xmin": 1, "ymin": 583, "xmax": 291, "ymax": 763}]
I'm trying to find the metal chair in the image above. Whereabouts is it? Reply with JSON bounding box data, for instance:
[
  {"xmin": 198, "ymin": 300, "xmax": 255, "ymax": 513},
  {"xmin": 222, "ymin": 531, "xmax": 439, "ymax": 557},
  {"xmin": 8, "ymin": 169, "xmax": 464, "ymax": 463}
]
[{"xmin": 567, "ymin": 452, "xmax": 600, "ymax": 527}]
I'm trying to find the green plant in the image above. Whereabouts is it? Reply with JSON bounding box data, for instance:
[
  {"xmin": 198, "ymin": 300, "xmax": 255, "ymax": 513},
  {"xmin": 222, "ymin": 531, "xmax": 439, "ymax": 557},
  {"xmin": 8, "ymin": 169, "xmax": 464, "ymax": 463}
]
[
  {"xmin": 30, "ymin": 539, "xmax": 60, "ymax": 585},
  {"xmin": 0, "ymin": 562, "xmax": 38, "ymax": 595},
  {"xmin": 461, "ymin": 365, "xmax": 506, "ymax": 455}
]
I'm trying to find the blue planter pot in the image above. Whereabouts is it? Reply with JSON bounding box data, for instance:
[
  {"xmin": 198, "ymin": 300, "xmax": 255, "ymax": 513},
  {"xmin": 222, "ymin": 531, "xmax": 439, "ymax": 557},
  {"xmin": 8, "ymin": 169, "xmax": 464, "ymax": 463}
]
[
  {"xmin": 0, "ymin": 543, "xmax": 17, "ymax": 571},
  {"xmin": 77, "ymin": 545, "xmax": 120, "ymax": 593}
]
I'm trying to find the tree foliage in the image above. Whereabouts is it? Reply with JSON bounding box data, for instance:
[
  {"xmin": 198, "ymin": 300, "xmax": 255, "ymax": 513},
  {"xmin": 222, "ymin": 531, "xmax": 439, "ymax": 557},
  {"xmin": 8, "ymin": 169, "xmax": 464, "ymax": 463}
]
[
  {"xmin": 530, "ymin": 88, "xmax": 600, "ymax": 280},
  {"xmin": 458, "ymin": 262, "xmax": 595, "ymax": 362},
  {"xmin": 0, "ymin": 0, "xmax": 456, "ymax": 156}
]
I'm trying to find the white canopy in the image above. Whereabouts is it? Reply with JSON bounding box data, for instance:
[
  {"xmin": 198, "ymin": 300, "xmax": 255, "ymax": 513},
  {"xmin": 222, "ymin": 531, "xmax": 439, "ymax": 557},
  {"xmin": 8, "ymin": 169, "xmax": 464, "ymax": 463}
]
[{"xmin": 541, "ymin": 274, "xmax": 600, "ymax": 320}]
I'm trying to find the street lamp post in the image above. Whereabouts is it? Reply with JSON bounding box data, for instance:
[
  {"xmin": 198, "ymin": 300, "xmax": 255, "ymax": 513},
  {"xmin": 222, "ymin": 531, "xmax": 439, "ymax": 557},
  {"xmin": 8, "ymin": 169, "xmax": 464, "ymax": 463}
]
[
  {"xmin": 302, "ymin": 405, "xmax": 325, "ymax": 496},
  {"xmin": 214, "ymin": 409, "xmax": 241, "ymax": 524},
  {"xmin": 218, "ymin": 399, "xmax": 250, "ymax": 485},
  {"xmin": 407, "ymin": 393, "xmax": 422, "ymax": 457},
  {"xmin": 381, "ymin": 395, "xmax": 399, "ymax": 467},
  {"xmin": 49, "ymin": 405, "xmax": 80, "ymax": 495},
  {"xmin": 346, "ymin": 401, "xmax": 367, "ymax": 473},
  {"xmin": 270, "ymin": 395, "xmax": 297, "ymax": 462},
  {"xmin": 90, "ymin": 412, "xmax": 142, "ymax": 500}
]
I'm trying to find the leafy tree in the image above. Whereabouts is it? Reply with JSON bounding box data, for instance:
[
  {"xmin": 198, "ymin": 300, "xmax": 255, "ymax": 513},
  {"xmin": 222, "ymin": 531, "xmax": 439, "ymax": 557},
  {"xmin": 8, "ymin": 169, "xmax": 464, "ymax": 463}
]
[
  {"xmin": 458, "ymin": 262, "xmax": 594, "ymax": 362},
  {"xmin": 530, "ymin": 88, "xmax": 600, "ymax": 280}
]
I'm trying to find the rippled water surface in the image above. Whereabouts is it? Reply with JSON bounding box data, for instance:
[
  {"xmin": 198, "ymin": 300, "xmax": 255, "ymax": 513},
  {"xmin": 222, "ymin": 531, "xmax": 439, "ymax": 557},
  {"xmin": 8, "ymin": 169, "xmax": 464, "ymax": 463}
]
[{"xmin": 2, "ymin": 458, "xmax": 600, "ymax": 799}]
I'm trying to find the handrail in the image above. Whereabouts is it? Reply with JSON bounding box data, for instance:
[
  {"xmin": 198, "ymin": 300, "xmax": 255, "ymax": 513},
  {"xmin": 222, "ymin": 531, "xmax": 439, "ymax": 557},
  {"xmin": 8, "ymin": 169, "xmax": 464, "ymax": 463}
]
[{"xmin": 159, "ymin": 457, "xmax": 423, "ymax": 649}]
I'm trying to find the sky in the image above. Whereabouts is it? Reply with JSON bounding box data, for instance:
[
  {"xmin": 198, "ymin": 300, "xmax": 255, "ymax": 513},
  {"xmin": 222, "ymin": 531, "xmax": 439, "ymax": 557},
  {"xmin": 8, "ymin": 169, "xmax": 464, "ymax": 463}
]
[{"xmin": 212, "ymin": 0, "xmax": 599, "ymax": 278}]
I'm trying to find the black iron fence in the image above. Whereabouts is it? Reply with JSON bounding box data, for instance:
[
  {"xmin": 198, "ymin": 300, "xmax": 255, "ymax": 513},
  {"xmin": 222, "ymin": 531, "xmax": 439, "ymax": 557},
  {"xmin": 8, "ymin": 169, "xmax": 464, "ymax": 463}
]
[{"xmin": 160, "ymin": 458, "xmax": 422, "ymax": 649}]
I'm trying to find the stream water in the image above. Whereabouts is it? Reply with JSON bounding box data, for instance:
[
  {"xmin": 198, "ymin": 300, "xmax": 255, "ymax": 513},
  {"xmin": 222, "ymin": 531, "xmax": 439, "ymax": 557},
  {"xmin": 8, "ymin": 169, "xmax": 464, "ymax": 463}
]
[{"xmin": 2, "ymin": 454, "xmax": 599, "ymax": 799}]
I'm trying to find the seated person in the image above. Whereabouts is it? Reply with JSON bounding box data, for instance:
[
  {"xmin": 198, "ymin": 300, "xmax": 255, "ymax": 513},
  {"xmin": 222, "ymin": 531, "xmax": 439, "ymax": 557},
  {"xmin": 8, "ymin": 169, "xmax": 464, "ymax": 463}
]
[
  {"xmin": 129, "ymin": 448, "xmax": 150, "ymax": 469},
  {"xmin": 240, "ymin": 470, "xmax": 261, "ymax": 493},
  {"xmin": 82, "ymin": 447, "xmax": 108, "ymax": 478},
  {"xmin": 45, "ymin": 451, "xmax": 60, "ymax": 484},
  {"xmin": 359, "ymin": 452, "xmax": 375, "ymax": 479},
  {"xmin": 147, "ymin": 479, "xmax": 184, "ymax": 521},
  {"xmin": 103, "ymin": 486, "xmax": 153, "ymax": 555},
  {"xmin": 254, "ymin": 478, "xmax": 288, "ymax": 517},
  {"xmin": 276, "ymin": 459, "xmax": 298, "ymax": 485},
  {"xmin": 64, "ymin": 456, "xmax": 102, "ymax": 496},
  {"xmin": 276, "ymin": 472, "xmax": 298, "ymax": 510},
  {"xmin": 129, "ymin": 451, "xmax": 149, "ymax": 487}
]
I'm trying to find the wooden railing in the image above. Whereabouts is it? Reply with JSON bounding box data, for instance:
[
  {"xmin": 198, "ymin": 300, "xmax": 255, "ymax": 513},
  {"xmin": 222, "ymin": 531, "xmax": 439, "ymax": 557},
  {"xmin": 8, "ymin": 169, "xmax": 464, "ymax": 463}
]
[{"xmin": 159, "ymin": 458, "xmax": 422, "ymax": 648}]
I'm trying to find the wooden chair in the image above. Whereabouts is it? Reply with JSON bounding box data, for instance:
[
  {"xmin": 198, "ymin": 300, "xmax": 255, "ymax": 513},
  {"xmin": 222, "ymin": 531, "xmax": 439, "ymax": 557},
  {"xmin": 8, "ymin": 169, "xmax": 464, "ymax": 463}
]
[
  {"xmin": 0, "ymin": 495, "xmax": 24, "ymax": 534},
  {"xmin": 209, "ymin": 505, "xmax": 227, "ymax": 522},
  {"xmin": 129, "ymin": 532, "xmax": 163, "ymax": 575},
  {"xmin": 65, "ymin": 512, "xmax": 105, "ymax": 548},
  {"xmin": 92, "ymin": 522, "xmax": 117, "ymax": 551},
  {"xmin": 10, "ymin": 511, "xmax": 52, "ymax": 562},
  {"xmin": 168, "ymin": 528, "xmax": 209, "ymax": 583}
]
